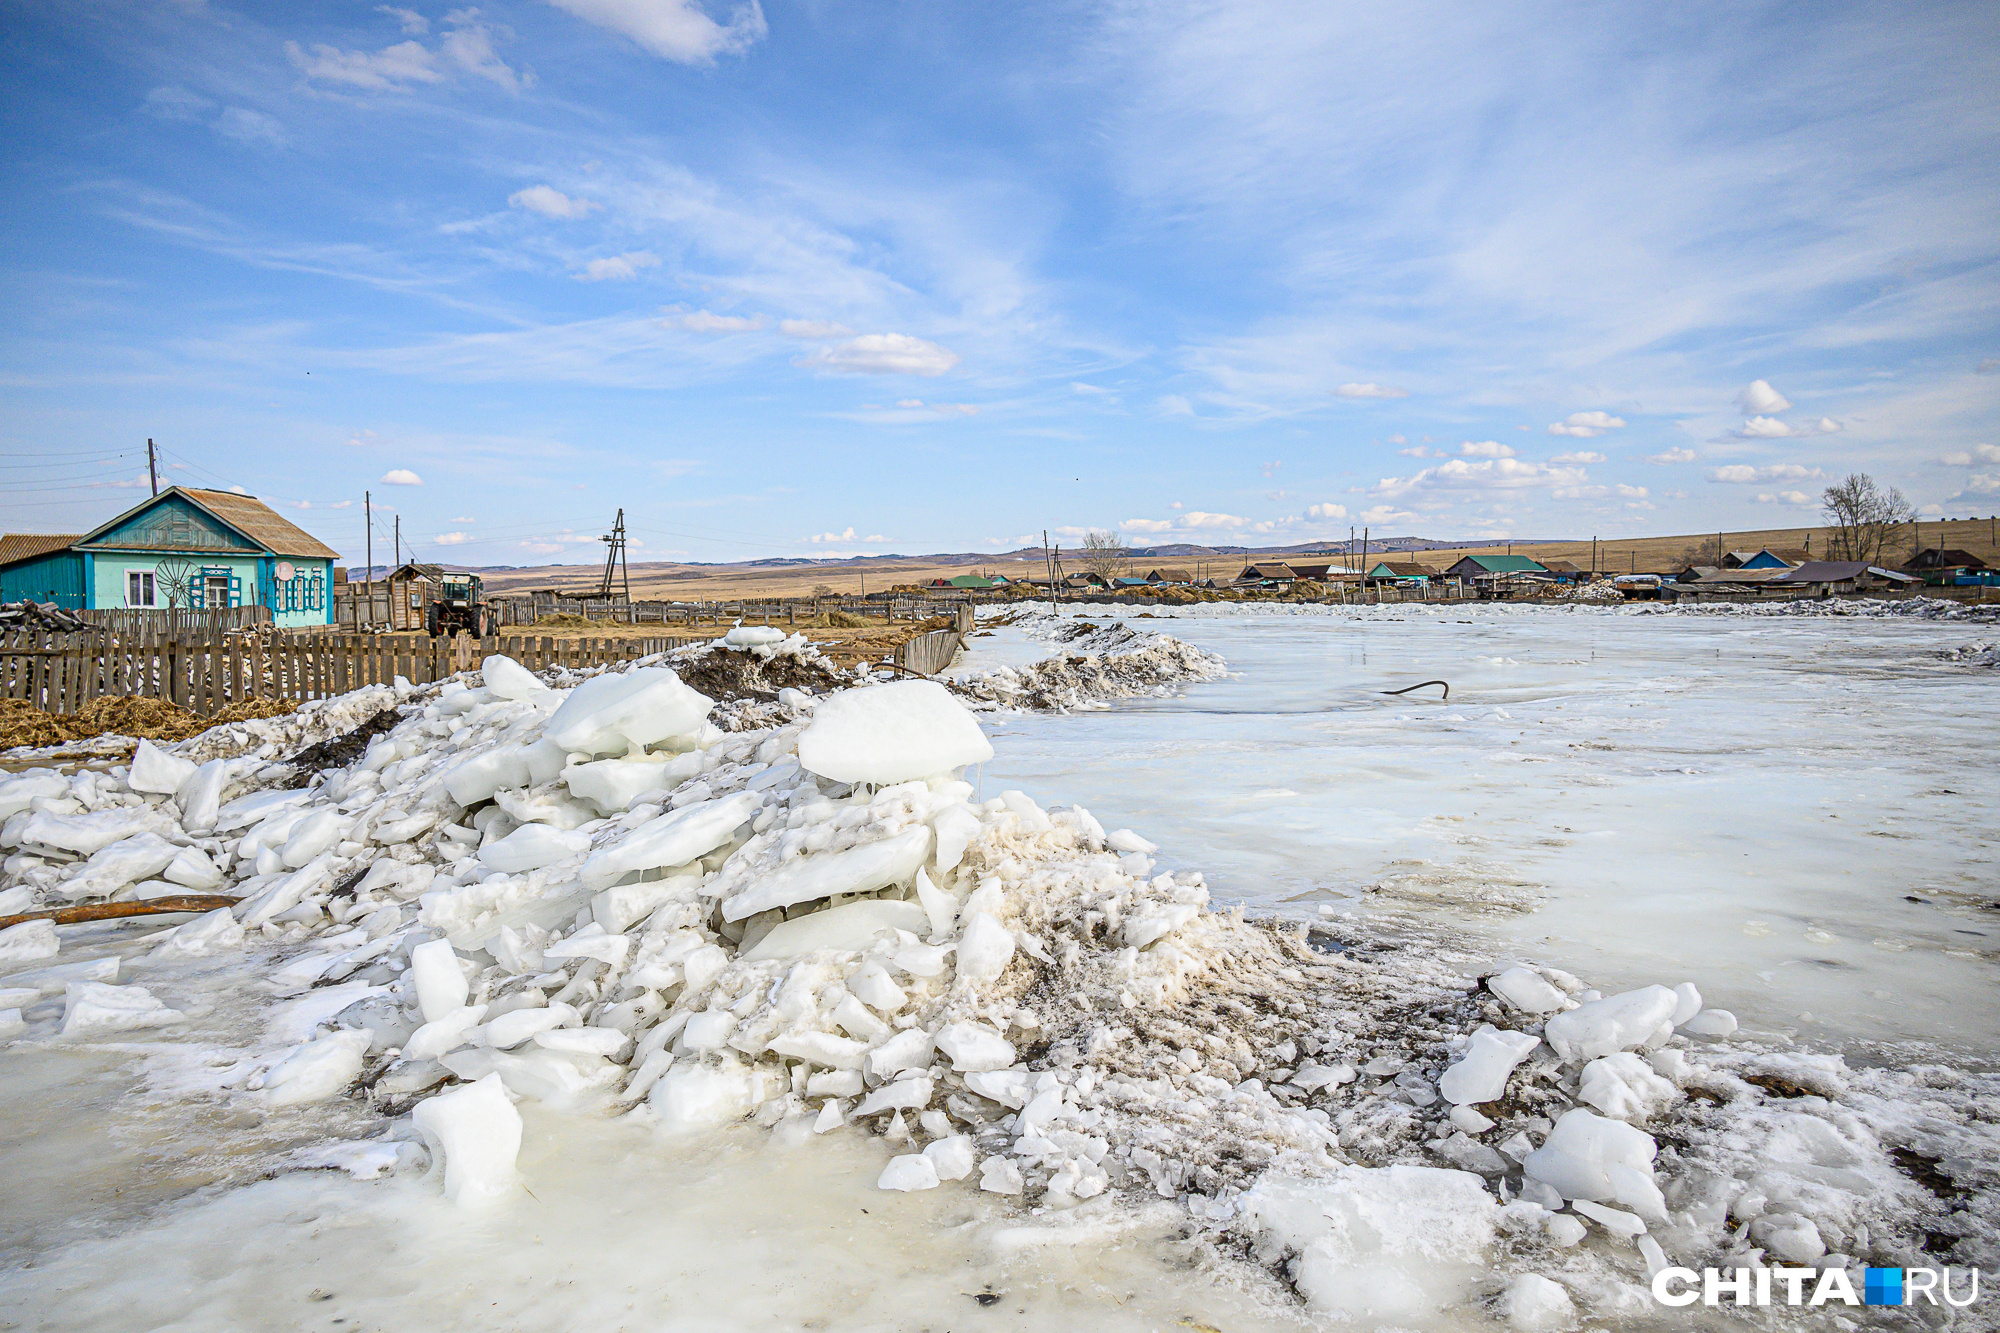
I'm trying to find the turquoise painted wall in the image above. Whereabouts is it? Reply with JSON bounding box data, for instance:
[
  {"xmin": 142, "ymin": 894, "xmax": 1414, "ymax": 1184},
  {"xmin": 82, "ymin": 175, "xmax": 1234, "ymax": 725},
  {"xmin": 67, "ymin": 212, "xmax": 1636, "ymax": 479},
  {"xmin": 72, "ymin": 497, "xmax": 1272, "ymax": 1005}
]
[
  {"xmin": 0, "ymin": 551, "xmax": 85, "ymax": 608},
  {"xmin": 264, "ymin": 557, "xmax": 332, "ymax": 627},
  {"xmin": 92, "ymin": 553, "xmax": 260, "ymax": 610}
]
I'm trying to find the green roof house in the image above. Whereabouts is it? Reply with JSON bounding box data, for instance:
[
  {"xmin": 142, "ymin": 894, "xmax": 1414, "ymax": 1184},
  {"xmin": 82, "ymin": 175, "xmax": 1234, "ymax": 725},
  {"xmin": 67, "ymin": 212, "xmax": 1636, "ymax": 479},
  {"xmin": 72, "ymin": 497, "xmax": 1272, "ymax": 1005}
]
[{"xmin": 1445, "ymin": 554, "xmax": 1548, "ymax": 578}]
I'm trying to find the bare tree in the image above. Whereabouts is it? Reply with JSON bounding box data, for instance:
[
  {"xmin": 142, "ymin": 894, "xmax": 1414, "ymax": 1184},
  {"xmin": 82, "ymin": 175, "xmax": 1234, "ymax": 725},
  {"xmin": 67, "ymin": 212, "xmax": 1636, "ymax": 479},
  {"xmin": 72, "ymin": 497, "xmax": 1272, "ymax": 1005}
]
[
  {"xmin": 1079, "ymin": 529, "xmax": 1129, "ymax": 580},
  {"xmin": 1821, "ymin": 473, "xmax": 1914, "ymax": 565}
]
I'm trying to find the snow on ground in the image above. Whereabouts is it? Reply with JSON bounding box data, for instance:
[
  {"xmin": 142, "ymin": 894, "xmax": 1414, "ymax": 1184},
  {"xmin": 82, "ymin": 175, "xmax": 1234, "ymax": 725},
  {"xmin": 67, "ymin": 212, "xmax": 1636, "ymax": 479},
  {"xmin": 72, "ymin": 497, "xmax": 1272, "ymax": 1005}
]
[{"xmin": 0, "ymin": 613, "xmax": 1994, "ymax": 1330}]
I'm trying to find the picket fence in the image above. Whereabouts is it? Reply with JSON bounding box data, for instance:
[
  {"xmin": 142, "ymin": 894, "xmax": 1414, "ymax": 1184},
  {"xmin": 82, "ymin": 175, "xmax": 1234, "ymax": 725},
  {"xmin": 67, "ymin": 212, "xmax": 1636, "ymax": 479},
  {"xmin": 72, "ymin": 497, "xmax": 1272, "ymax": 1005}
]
[{"xmin": 0, "ymin": 629, "xmax": 705, "ymax": 718}]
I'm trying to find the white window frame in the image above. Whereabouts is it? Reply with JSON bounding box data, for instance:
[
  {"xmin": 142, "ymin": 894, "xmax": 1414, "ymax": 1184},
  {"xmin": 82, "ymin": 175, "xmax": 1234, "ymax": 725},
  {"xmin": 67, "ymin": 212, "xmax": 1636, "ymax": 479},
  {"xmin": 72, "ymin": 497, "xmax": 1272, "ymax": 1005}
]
[{"xmin": 126, "ymin": 570, "xmax": 155, "ymax": 607}]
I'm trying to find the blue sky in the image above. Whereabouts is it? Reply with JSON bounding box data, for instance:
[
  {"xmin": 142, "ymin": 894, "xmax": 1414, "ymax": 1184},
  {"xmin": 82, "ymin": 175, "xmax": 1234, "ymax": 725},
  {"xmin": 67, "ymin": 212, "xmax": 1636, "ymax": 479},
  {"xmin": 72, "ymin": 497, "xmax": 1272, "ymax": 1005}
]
[{"xmin": 3, "ymin": 0, "xmax": 1997, "ymax": 567}]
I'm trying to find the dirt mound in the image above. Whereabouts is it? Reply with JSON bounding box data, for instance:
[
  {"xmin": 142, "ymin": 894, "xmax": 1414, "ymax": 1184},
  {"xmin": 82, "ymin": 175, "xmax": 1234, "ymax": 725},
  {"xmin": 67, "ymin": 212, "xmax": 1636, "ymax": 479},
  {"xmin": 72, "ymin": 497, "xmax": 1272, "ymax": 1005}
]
[
  {"xmin": 0, "ymin": 695, "xmax": 297, "ymax": 750},
  {"xmin": 669, "ymin": 646, "xmax": 850, "ymax": 701}
]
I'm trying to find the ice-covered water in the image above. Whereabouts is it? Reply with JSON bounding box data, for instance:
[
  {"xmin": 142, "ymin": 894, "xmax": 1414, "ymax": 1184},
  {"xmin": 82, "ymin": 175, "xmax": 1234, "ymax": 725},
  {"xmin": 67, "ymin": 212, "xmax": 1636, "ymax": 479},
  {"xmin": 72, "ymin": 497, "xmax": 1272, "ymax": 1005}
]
[{"xmin": 959, "ymin": 604, "xmax": 2000, "ymax": 1061}]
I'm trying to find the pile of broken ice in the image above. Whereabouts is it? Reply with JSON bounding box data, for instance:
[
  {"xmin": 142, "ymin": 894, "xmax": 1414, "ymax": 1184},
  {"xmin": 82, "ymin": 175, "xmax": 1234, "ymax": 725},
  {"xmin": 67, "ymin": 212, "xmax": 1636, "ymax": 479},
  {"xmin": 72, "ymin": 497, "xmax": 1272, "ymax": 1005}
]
[{"xmin": 1, "ymin": 647, "xmax": 1991, "ymax": 1327}]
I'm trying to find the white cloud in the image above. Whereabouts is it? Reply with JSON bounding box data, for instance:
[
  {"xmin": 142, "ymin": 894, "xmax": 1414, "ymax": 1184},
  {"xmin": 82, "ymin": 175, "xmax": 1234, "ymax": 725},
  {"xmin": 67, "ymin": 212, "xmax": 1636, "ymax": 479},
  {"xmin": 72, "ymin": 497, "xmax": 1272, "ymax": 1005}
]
[
  {"xmin": 1458, "ymin": 440, "xmax": 1515, "ymax": 458},
  {"xmin": 1357, "ymin": 505, "xmax": 1418, "ymax": 525},
  {"xmin": 1547, "ymin": 410, "xmax": 1627, "ymax": 437},
  {"xmin": 228, "ymin": 485, "xmax": 249, "ymax": 495},
  {"xmin": 378, "ymin": 6, "xmax": 429, "ymax": 34},
  {"xmin": 438, "ymin": 12, "xmax": 526, "ymax": 91},
  {"xmin": 285, "ymin": 38, "xmax": 443, "ymax": 88},
  {"xmin": 1737, "ymin": 415, "xmax": 1806, "ymax": 438},
  {"xmin": 1120, "ymin": 511, "xmax": 1248, "ymax": 534},
  {"xmin": 797, "ymin": 333, "xmax": 959, "ymax": 377},
  {"xmin": 1332, "ymin": 382, "xmax": 1408, "ymax": 399},
  {"xmin": 1306, "ymin": 502, "xmax": 1348, "ymax": 520},
  {"xmin": 520, "ymin": 540, "xmax": 564, "ymax": 555},
  {"xmin": 1954, "ymin": 473, "xmax": 2000, "ymax": 497},
  {"xmin": 778, "ymin": 319, "xmax": 853, "ymax": 339},
  {"xmin": 807, "ymin": 527, "xmax": 889, "ymax": 543},
  {"xmin": 1708, "ymin": 463, "xmax": 1822, "ymax": 483},
  {"xmin": 1938, "ymin": 444, "xmax": 2000, "ymax": 466},
  {"xmin": 214, "ymin": 108, "xmax": 287, "ymax": 147},
  {"xmin": 574, "ymin": 251, "xmax": 661, "ymax": 281},
  {"xmin": 892, "ymin": 399, "xmax": 978, "ymax": 416},
  {"xmin": 664, "ymin": 309, "xmax": 764, "ymax": 333},
  {"xmin": 1736, "ymin": 380, "xmax": 1792, "ymax": 415},
  {"xmin": 1384, "ymin": 434, "xmax": 1406, "ymax": 445},
  {"xmin": 433, "ymin": 531, "xmax": 472, "ymax": 544},
  {"xmin": 509, "ymin": 185, "xmax": 596, "ymax": 219},
  {"xmin": 1374, "ymin": 457, "xmax": 1588, "ymax": 499},
  {"xmin": 1816, "ymin": 418, "xmax": 1843, "ymax": 433},
  {"xmin": 450, "ymin": 515, "xmax": 475, "ymax": 522},
  {"xmin": 544, "ymin": 0, "xmax": 768, "ymax": 64},
  {"xmin": 1120, "ymin": 519, "xmax": 1173, "ymax": 534},
  {"xmin": 1647, "ymin": 447, "xmax": 1697, "ymax": 464},
  {"xmin": 1753, "ymin": 491, "xmax": 1814, "ymax": 505},
  {"xmin": 381, "ymin": 468, "xmax": 424, "ymax": 485},
  {"xmin": 1398, "ymin": 445, "xmax": 1442, "ymax": 458},
  {"xmin": 1549, "ymin": 450, "xmax": 1606, "ymax": 464}
]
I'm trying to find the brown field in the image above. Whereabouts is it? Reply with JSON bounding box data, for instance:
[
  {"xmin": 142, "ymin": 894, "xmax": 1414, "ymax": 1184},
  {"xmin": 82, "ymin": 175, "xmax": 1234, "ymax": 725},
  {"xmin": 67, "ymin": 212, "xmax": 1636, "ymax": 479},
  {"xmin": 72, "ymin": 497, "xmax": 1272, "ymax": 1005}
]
[{"xmin": 466, "ymin": 517, "xmax": 2000, "ymax": 600}]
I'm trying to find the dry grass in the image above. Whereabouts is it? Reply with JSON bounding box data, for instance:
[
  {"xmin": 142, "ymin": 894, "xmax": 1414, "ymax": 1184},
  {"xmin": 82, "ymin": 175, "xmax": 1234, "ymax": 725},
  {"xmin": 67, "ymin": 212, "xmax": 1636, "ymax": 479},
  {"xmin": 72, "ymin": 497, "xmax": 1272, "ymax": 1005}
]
[{"xmin": 0, "ymin": 696, "xmax": 296, "ymax": 750}]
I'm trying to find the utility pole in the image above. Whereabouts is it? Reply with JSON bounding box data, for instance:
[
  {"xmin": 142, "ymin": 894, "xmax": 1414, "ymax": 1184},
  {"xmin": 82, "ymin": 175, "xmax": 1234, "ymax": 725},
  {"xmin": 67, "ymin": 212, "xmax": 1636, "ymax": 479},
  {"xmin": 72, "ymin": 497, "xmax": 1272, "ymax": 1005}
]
[
  {"xmin": 394, "ymin": 515, "xmax": 401, "ymax": 572},
  {"xmin": 365, "ymin": 491, "xmax": 373, "ymax": 619},
  {"xmin": 147, "ymin": 439, "xmax": 159, "ymax": 496},
  {"xmin": 1361, "ymin": 527, "xmax": 1370, "ymax": 600},
  {"xmin": 595, "ymin": 509, "xmax": 630, "ymax": 605}
]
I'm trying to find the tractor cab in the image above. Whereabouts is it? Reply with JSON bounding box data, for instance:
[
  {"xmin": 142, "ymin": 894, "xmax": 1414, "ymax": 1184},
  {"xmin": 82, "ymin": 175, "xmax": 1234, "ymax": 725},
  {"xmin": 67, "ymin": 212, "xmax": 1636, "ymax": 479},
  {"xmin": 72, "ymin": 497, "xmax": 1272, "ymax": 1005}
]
[{"xmin": 425, "ymin": 572, "xmax": 490, "ymax": 637}]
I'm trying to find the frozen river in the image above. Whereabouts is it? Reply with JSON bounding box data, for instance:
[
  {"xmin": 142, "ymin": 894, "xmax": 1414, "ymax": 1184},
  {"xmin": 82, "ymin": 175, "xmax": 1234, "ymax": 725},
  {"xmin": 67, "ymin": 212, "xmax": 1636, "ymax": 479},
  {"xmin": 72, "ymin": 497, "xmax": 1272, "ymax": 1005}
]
[{"xmin": 955, "ymin": 603, "xmax": 2000, "ymax": 1062}]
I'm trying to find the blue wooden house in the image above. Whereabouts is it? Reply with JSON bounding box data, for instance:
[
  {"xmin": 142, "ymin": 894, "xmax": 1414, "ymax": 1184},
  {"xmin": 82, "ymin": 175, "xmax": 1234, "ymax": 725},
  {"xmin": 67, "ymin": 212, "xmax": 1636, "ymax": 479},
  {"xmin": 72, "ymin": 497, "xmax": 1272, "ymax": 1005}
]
[{"xmin": 0, "ymin": 487, "xmax": 340, "ymax": 627}]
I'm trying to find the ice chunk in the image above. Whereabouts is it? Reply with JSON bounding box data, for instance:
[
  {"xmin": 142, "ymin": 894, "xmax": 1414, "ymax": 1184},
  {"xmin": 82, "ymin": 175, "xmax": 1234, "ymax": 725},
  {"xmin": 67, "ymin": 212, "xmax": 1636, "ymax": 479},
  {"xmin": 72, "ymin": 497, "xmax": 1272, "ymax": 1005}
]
[
  {"xmin": 1105, "ymin": 829, "xmax": 1157, "ymax": 855},
  {"xmin": 935, "ymin": 1021, "xmax": 1015, "ymax": 1072},
  {"xmin": 980, "ymin": 1155, "xmax": 1024, "ymax": 1194},
  {"xmin": 721, "ymin": 826, "xmax": 931, "ymax": 922},
  {"xmin": 127, "ymin": 740, "xmax": 196, "ymax": 795},
  {"xmin": 931, "ymin": 803, "xmax": 981, "ymax": 877},
  {"xmin": 410, "ymin": 939, "xmax": 471, "ymax": 1024},
  {"xmin": 162, "ymin": 845, "xmax": 224, "ymax": 891},
  {"xmin": 845, "ymin": 961, "xmax": 905, "ymax": 1013},
  {"xmin": 1748, "ymin": 1213, "xmax": 1825, "ymax": 1264},
  {"xmin": 592, "ymin": 877, "xmax": 691, "ymax": 934},
  {"xmin": 1578, "ymin": 1052, "xmax": 1681, "ymax": 1122},
  {"xmin": 649, "ymin": 1056, "xmax": 766, "ymax": 1131},
  {"xmin": 680, "ymin": 1011, "xmax": 736, "ymax": 1052},
  {"xmin": 544, "ymin": 667, "xmax": 713, "ymax": 757},
  {"xmin": 1542, "ymin": 986, "xmax": 1679, "ymax": 1063},
  {"xmin": 1438, "ymin": 1026, "xmax": 1540, "ymax": 1105},
  {"xmin": 1570, "ymin": 1199, "xmax": 1645, "ymax": 1239},
  {"xmin": 1497, "ymin": 1274, "xmax": 1577, "ymax": 1331},
  {"xmin": 563, "ymin": 753, "xmax": 690, "ymax": 813},
  {"xmin": 405, "ymin": 1004, "xmax": 490, "ymax": 1061},
  {"xmin": 281, "ymin": 810, "xmax": 350, "ymax": 868},
  {"xmin": 263, "ymin": 1029, "xmax": 371, "ymax": 1106},
  {"xmin": 854, "ymin": 1075, "xmax": 933, "ymax": 1117},
  {"xmin": 58, "ymin": 833, "xmax": 180, "ymax": 902},
  {"xmin": 175, "ymin": 759, "xmax": 229, "ymax": 833},
  {"xmin": 581, "ymin": 792, "xmax": 760, "ymax": 892},
  {"xmin": 412, "ymin": 1073, "xmax": 521, "ymax": 1207},
  {"xmin": 534, "ymin": 1027, "xmax": 626, "ymax": 1057},
  {"xmin": 796, "ymin": 680, "xmax": 994, "ymax": 786},
  {"xmin": 481, "ymin": 655, "xmax": 550, "ymax": 702},
  {"xmin": 864, "ymin": 1028, "xmax": 934, "ymax": 1080},
  {"xmin": 60, "ymin": 980, "xmax": 183, "ymax": 1036},
  {"xmin": 19, "ymin": 808, "xmax": 169, "ymax": 858},
  {"xmin": 1521, "ymin": 1109, "xmax": 1660, "ymax": 1213},
  {"xmin": 962, "ymin": 1069, "xmax": 1034, "ymax": 1109},
  {"xmin": 1240, "ymin": 1166, "xmax": 1497, "ymax": 1322},
  {"xmin": 724, "ymin": 625, "xmax": 786, "ymax": 647},
  {"xmin": 0, "ymin": 773, "xmax": 69, "ymax": 820},
  {"xmin": 1680, "ymin": 1008, "xmax": 1737, "ymax": 1037},
  {"xmin": 151, "ymin": 907, "xmax": 244, "ymax": 960},
  {"xmin": 769, "ymin": 1031, "xmax": 869, "ymax": 1070},
  {"xmin": 480, "ymin": 1004, "xmax": 573, "ymax": 1050},
  {"xmin": 912, "ymin": 868, "xmax": 957, "ymax": 940},
  {"xmin": 1670, "ymin": 982, "xmax": 1702, "ymax": 1025},
  {"xmin": 0, "ymin": 920, "xmax": 59, "ymax": 964},
  {"xmin": 954, "ymin": 911, "xmax": 1015, "ymax": 984},
  {"xmin": 739, "ymin": 899, "xmax": 929, "ymax": 962},
  {"xmin": 878, "ymin": 1154, "xmax": 940, "ymax": 1191},
  {"xmin": 924, "ymin": 1133, "xmax": 977, "ymax": 1181},
  {"xmin": 1489, "ymin": 967, "xmax": 1569, "ymax": 1015},
  {"xmin": 442, "ymin": 746, "xmax": 535, "ymax": 807},
  {"xmin": 478, "ymin": 824, "xmax": 591, "ymax": 874},
  {"xmin": 211, "ymin": 787, "xmax": 311, "ymax": 834},
  {"xmin": 1449, "ymin": 1104, "xmax": 1495, "ymax": 1134}
]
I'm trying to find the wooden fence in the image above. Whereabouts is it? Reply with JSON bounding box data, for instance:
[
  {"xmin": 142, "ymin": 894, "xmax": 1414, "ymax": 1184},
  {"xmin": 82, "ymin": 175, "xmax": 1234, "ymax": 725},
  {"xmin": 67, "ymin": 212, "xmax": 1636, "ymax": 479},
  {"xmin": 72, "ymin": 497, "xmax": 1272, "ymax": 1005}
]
[
  {"xmin": 1, "ymin": 628, "xmax": 705, "ymax": 719},
  {"xmin": 900, "ymin": 604, "xmax": 975, "ymax": 676},
  {"xmin": 486, "ymin": 593, "xmax": 949, "ymax": 628},
  {"xmin": 72, "ymin": 606, "xmax": 271, "ymax": 635}
]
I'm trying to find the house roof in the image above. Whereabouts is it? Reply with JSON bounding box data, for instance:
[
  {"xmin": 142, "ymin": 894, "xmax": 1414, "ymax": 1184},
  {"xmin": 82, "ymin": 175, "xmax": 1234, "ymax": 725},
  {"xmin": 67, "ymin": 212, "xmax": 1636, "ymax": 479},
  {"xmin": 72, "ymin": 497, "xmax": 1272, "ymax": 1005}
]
[
  {"xmin": 391, "ymin": 561, "xmax": 447, "ymax": 581},
  {"xmin": 1241, "ymin": 562, "xmax": 1298, "ymax": 579},
  {"xmin": 1541, "ymin": 559, "xmax": 1581, "ymax": 573},
  {"xmin": 0, "ymin": 532, "xmax": 83, "ymax": 568},
  {"xmin": 1772, "ymin": 561, "xmax": 1916, "ymax": 584},
  {"xmin": 1452, "ymin": 554, "xmax": 1547, "ymax": 573},
  {"xmin": 1906, "ymin": 547, "xmax": 1989, "ymax": 570},
  {"xmin": 1762, "ymin": 548, "xmax": 1813, "ymax": 565},
  {"xmin": 1370, "ymin": 560, "xmax": 1433, "ymax": 577},
  {"xmin": 74, "ymin": 486, "xmax": 340, "ymax": 561}
]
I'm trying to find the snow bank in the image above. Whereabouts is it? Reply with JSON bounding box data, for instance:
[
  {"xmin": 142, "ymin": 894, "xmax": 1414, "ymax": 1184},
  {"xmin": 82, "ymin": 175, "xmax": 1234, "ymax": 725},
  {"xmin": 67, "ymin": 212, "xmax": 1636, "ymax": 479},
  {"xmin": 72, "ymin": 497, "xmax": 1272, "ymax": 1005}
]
[
  {"xmin": 2, "ymin": 646, "xmax": 1995, "ymax": 1320},
  {"xmin": 954, "ymin": 618, "xmax": 1227, "ymax": 711}
]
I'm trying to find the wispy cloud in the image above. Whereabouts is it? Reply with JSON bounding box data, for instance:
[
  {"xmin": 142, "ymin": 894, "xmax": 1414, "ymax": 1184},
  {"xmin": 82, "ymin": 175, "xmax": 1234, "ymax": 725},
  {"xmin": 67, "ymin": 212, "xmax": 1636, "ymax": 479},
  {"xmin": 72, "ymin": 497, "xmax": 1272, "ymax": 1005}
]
[
  {"xmin": 1332, "ymin": 382, "xmax": 1407, "ymax": 399},
  {"xmin": 1547, "ymin": 410, "xmax": 1625, "ymax": 437},
  {"xmin": 509, "ymin": 185, "xmax": 596, "ymax": 219},
  {"xmin": 573, "ymin": 252, "xmax": 660, "ymax": 281},
  {"xmin": 545, "ymin": 0, "xmax": 768, "ymax": 64},
  {"xmin": 797, "ymin": 333, "xmax": 960, "ymax": 376},
  {"xmin": 1708, "ymin": 464, "xmax": 1823, "ymax": 484}
]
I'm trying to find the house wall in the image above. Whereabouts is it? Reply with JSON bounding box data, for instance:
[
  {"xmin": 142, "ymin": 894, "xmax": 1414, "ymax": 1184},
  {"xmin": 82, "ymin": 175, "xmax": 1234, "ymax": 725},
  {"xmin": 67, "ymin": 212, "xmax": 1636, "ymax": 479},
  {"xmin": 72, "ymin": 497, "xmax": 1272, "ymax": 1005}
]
[
  {"xmin": 92, "ymin": 552, "xmax": 262, "ymax": 611},
  {"xmin": 0, "ymin": 551, "xmax": 86, "ymax": 608},
  {"xmin": 262, "ymin": 556, "xmax": 333, "ymax": 627}
]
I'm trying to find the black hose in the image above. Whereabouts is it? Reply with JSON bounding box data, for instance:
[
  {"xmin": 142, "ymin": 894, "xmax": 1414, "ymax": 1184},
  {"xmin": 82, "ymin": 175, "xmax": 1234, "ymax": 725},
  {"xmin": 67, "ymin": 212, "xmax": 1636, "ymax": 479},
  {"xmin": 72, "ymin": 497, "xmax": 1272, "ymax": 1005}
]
[{"xmin": 1381, "ymin": 679, "xmax": 1449, "ymax": 701}]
